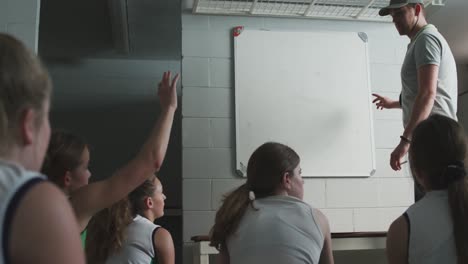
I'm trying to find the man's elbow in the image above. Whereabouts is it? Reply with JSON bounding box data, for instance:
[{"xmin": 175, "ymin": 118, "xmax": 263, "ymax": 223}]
[{"xmin": 420, "ymin": 89, "xmax": 436, "ymax": 102}]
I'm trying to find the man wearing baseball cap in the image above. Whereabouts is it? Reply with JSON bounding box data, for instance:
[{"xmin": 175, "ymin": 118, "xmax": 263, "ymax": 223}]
[
  {"xmin": 372, "ymin": 0, "xmax": 457, "ymax": 179},
  {"xmin": 374, "ymin": 2, "xmax": 460, "ymax": 264}
]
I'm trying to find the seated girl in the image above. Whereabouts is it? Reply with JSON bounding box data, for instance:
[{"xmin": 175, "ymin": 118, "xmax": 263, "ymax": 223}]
[
  {"xmin": 210, "ymin": 142, "xmax": 334, "ymax": 264},
  {"xmin": 386, "ymin": 114, "xmax": 468, "ymax": 264},
  {"xmin": 86, "ymin": 176, "xmax": 173, "ymax": 264}
]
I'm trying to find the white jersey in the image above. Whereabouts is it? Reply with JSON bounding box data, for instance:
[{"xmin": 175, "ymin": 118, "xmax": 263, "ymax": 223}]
[
  {"xmin": 106, "ymin": 215, "xmax": 160, "ymax": 264},
  {"xmin": 0, "ymin": 160, "xmax": 45, "ymax": 264}
]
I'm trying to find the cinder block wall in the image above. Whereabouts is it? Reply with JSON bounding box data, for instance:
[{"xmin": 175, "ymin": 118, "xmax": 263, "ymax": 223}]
[
  {"xmin": 181, "ymin": 13, "xmax": 412, "ymax": 264},
  {"xmin": 0, "ymin": 0, "xmax": 40, "ymax": 52}
]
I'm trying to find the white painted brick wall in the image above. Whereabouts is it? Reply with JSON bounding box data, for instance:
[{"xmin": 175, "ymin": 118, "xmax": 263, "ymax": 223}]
[
  {"xmin": 374, "ymin": 149, "xmax": 409, "ymax": 178},
  {"xmin": 181, "ymin": 15, "xmax": 413, "ymax": 264},
  {"xmin": 211, "ymin": 179, "xmax": 245, "ymax": 210},
  {"xmin": 354, "ymin": 207, "xmax": 407, "ymax": 232},
  {"xmin": 211, "ymin": 118, "xmax": 233, "ymax": 148},
  {"xmin": 182, "ymin": 57, "xmax": 210, "ymax": 87},
  {"xmin": 210, "ymin": 58, "xmax": 232, "ymax": 87},
  {"xmin": 183, "ymin": 179, "xmax": 212, "ymax": 210},
  {"xmin": 182, "ymin": 118, "xmax": 211, "ymax": 147},
  {"xmin": 374, "ymin": 119, "xmax": 403, "ymax": 148},
  {"xmin": 0, "ymin": 0, "xmax": 40, "ymax": 52},
  {"xmin": 370, "ymin": 63, "xmax": 403, "ymax": 92},
  {"xmin": 320, "ymin": 208, "xmax": 354, "ymax": 232},
  {"xmin": 183, "ymin": 211, "xmax": 216, "ymax": 242},
  {"xmin": 326, "ymin": 179, "xmax": 380, "ymax": 208},
  {"xmin": 183, "ymin": 148, "xmax": 237, "ymax": 179},
  {"xmin": 303, "ymin": 179, "xmax": 327, "ymax": 208},
  {"xmin": 182, "ymin": 88, "xmax": 232, "ymax": 118}
]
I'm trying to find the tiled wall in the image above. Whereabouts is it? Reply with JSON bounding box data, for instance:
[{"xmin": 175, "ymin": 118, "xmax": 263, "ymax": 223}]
[
  {"xmin": 0, "ymin": 0, "xmax": 40, "ymax": 52},
  {"xmin": 181, "ymin": 14, "xmax": 413, "ymax": 264}
]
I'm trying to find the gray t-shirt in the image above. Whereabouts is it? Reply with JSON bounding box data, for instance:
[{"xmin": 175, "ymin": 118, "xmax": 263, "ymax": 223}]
[
  {"xmin": 400, "ymin": 24, "xmax": 458, "ymax": 126},
  {"xmin": 227, "ymin": 195, "xmax": 324, "ymax": 264}
]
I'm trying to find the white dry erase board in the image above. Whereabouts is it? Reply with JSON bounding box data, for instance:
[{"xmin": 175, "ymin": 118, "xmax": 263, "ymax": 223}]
[{"xmin": 234, "ymin": 28, "xmax": 376, "ymax": 177}]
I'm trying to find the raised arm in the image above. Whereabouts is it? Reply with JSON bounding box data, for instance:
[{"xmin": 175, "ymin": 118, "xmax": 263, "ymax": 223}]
[{"xmin": 71, "ymin": 71, "xmax": 179, "ymax": 230}]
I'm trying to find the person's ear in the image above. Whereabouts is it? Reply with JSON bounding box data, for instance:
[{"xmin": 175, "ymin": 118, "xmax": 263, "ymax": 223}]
[
  {"xmin": 19, "ymin": 108, "xmax": 36, "ymax": 146},
  {"xmin": 144, "ymin": 197, "xmax": 154, "ymax": 209},
  {"xmin": 414, "ymin": 3, "xmax": 422, "ymax": 16},
  {"xmin": 281, "ymin": 172, "xmax": 292, "ymax": 190},
  {"xmin": 63, "ymin": 171, "xmax": 72, "ymax": 188}
]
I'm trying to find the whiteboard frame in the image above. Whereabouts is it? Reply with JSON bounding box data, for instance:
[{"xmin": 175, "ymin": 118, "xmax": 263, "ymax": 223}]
[{"xmin": 234, "ymin": 28, "xmax": 376, "ymax": 178}]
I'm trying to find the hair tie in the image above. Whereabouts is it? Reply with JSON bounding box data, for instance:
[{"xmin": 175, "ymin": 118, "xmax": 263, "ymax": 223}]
[
  {"xmin": 248, "ymin": 191, "xmax": 256, "ymax": 201},
  {"xmin": 445, "ymin": 161, "xmax": 466, "ymax": 183}
]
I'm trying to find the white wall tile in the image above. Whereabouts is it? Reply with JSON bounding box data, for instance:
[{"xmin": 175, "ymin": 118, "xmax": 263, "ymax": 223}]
[
  {"xmin": 183, "ymin": 30, "xmax": 231, "ymax": 58},
  {"xmin": 182, "ymin": 118, "xmax": 211, "ymax": 147},
  {"xmin": 370, "ymin": 64, "xmax": 402, "ymax": 93},
  {"xmin": 6, "ymin": 23, "xmax": 37, "ymax": 52},
  {"xmin": 183, "ymin": 179, "xmax": 212, "ymax": 210},
  {"xmin": 0, "ymin": 0, "xmax": 7, "ymax": 26},
  {"xmin": 183, "ymin": 211, "xmax": 216, "ymax": 242},
  {"xmin": 210, "ymin": 58, "xmax": 232, "ymax": 88},
  {"xmin": 182, "ymin": 30, "xmax": 211, "ymax": 57},
  {"xmin": 303, "ymin": 179, "xmax": 326, "ymax": 208},
  {"xmin": 182, "ymin": 57, "xmax": 210, "ymax": 87},
  {"xmin": 6, "ymin": 0, "xmax": 38, "ymax": 23},
  {"xmin": 378, "ymin": 178, "xmax": 414, "ymax": 207},
  {"xmin": 368, "ymin": 32, "xmax": 407, "ymax": 64},
  {"xmin": 211, "ymin": 179, "xmax": 245, "ymax": 210},
  {"xmin": 211, "ymin": 118, "xmax": 233, "ymax": 148},
  {"xmin": 182, "ymin": 14, "xmax": 210, "ymax": 30},
  {"xmin": 320, "ymin": 208, "xmax": 354, "ymax": 233},
  {"xmin": 374, "ymin": 119, "xmax": 403, "ymax": 149},
  {"xmin": 326, "ymin": 179, "xmax": 379, "ymax": 208},
  {"xmin": 183, "ymin": 148, "xmax": 238, "ymax": 179},
  {"xmin": 182, "ymin": 88, "xmax": 232, "ymax": 117},
  {"xmin": 374, "ymin": 149, "xmax": 409, "ymax": 178},
  {"xmin": 354, "ymin": 207, "xmax": 407, "ymax": 232}
]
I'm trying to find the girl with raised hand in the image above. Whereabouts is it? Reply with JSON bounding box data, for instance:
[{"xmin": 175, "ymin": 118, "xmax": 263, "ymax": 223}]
[{"xmin": 41, "ymin": 71, "xmax": 179, "ymax": 240}]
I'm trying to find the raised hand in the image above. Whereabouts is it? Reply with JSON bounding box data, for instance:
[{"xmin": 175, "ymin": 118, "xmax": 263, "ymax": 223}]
[{"xmin": 158, "ymin": 71, "xmax": 180, "ymax": 110}]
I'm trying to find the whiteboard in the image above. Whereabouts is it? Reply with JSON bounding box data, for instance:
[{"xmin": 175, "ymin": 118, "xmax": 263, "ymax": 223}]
[{"xmin": 234, "ymin": 29, "xmax": 376, "ymax": 177}]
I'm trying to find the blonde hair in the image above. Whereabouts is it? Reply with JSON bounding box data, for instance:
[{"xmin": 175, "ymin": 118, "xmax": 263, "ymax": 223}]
[
  {"xmin": 0, "ymin": 33, "xmax": 51, "ymax": 154},
  {"xmin": 86, "ymin": 176, "xmax": 158, "ymax": 263}
]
